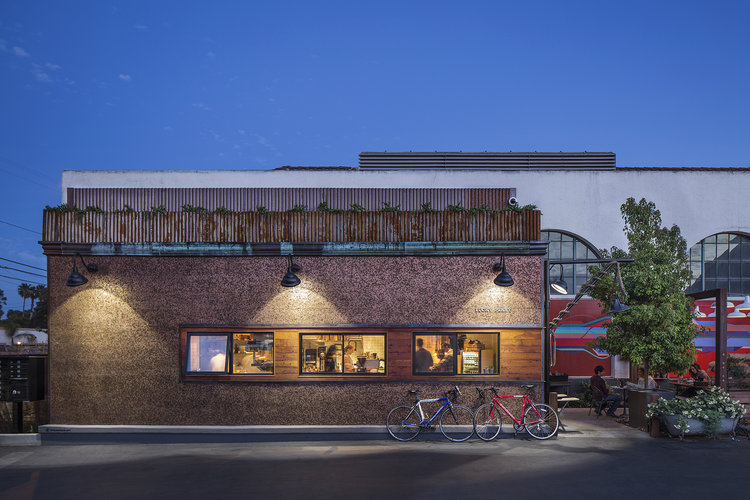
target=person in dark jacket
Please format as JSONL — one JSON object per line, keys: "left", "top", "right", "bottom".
{"left": 590, "top": 365, "right": 622, "bottom": 417}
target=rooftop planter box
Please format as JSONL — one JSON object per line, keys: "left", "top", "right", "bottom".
{"left": 42, "top": 210, "right": 541, "bottom": 244}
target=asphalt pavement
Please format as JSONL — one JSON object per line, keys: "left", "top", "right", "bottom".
{"left": 0, "top": 409, "right": 748, "bottom": 499}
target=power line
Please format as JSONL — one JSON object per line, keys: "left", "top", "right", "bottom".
{"left": 0, "top": 274, "right": 45, "bottom": 286}
{"left": 0, "top": 265, "right": 47, "bottom": 278}
{"left": 0, "top": 155, "right": 60, "bottom": 191}
{"left": 0, "top": 219, "right": 41, "bottom": 235}
{"left": 0, "top": 257, "right": 46, "bottom": 271}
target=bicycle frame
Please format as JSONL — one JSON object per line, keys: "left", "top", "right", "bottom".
{"left": 486, "top": 393, "right": 544, "bottom": 427}
{"left": 413, "top": 397, "right": 451, "bottom": 426}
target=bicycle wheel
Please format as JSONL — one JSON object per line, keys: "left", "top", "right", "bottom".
{"left": 523, "top": 403, "right": 559, "bottom": 440}
{"left": 439, "top": 404, "right": 475, "bottom": 442}
{"left": 473, "top": 402, "right": 502, "bottom": 441}
{"left": 386, "top": 405, "right": 422, "bottom": 441}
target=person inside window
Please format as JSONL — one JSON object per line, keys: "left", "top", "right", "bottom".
{"left": 590, "top": 365, "right": 622, "bottom": 417}
{"left": 414, "top": 338, "right": 433, "bottom": 373}
{"left": 625, "top": 367, "right": 658, "bottom": 390}
{"left": 344, "top": 344, "right": 357, "bottom": 373}
{"left": 432, "top": 348, "right": 453, "bottom": 372}
{"left": 324, "top": 345, "right": 338, "bottom": 372}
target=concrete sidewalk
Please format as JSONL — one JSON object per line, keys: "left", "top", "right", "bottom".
{"left": 0, "top": 406, "right": 650, "bottom": 445}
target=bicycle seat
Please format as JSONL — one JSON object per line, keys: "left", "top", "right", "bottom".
{"left": 408, "top": 389, "right": 421, "bottom": 395}
{"left": 520, "top": 384, "right": 535, "bottom": 391}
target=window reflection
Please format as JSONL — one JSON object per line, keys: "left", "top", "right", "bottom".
{"left": 187, "top": 335, "right": 228, "bottom": 373}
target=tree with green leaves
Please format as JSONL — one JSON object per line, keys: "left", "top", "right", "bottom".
{"left": 17, "top": 283, "right": 33, "bottom": 314}
{"left": 0, "top": 289, "right": 6, "bottom": 320}
{"left": 588, "top": 198, "right": 698, "bottom": 383}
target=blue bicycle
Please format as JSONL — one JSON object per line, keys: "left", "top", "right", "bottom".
{"left": 386, "top": 386, "right": 474, "bottom": 442}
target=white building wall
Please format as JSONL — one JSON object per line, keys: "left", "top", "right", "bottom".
{"left": 62, "top": 168, "right": 750, "bottom": 251}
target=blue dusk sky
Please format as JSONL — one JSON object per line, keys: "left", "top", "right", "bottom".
{"left": 1, "top": 0, "right": 749, "bottom": 314}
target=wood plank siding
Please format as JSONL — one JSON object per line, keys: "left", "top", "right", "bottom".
{"left": 43, "top": 210, "right": 541, "bottom": 244}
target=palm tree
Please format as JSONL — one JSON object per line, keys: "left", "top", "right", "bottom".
{"left": 29, "top": 284, "right": 46, "bottom": 311}
{"left": 18, "top": 283, "right": 33, "bottom": 313}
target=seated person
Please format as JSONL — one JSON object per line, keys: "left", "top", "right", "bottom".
{"left": 590, "top": 365, "right": 622, "bottom": 417}
{"left": 625, "top": 367, "right": 658, "bottom": 390}
{"left": 432, "top": 350, "right": 453, "bottom": 372}
{"left": 689, "top": 362, "right": 711, "bottom": 385}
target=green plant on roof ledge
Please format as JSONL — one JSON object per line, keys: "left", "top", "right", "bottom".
{"left": 380, "top": 202, "right": 400, "bottom": 213}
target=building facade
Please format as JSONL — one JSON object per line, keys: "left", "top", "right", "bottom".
{"left": 43, "top": 152, "right": 750, "bottom": 425}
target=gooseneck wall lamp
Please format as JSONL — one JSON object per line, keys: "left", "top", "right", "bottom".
{"left": 550, "top": 264, "right": 569, "bottom": 294}
{"left": 65, "top": 254, "right": 98, "bottom": 287}
{"left": 280, "top": 255, "right": 302, "bottom": 287}
{"left": 492, "top": 255, "right": 514, "bottom": 287}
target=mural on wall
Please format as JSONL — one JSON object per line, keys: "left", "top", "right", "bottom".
{"left": 550, "top": 298, "right": 750, "bottom": 377}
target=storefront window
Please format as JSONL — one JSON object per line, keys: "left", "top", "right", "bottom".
{"left": 457, "top": 334, "right": 498, "bottom": 374}
{"left": 186, "top": 334, "right": 229, "bottom": 373}
{"left": 185, "top": 332, "right": 274, "bottom": 375}
{"left": 414, "top": 333, "right": 499, "bottom": 375}
{"left": 232, "top": 333, "right": 274, "bottom": 374}
{"left": 301, "top": 334, "right": 386, "bottom": 374}
{"left": 413, "top": 334, "right": 455, "bottom": 374}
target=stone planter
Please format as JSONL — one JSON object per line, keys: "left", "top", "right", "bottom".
{"left": 662, "top": 414, "right": 738, "bottom": 437}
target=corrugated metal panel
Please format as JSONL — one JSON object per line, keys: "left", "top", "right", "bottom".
{"left": 42, "top": 211, "right": 541, "bottom": 244}
{"left": 358, "top": 152, "right": 616, "bottom": 170}
{"left": 66, "top": 188, "right": 516, "bottom": 212}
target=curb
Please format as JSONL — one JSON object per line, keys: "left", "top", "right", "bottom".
{"left": 39, "top": 424, "right": 391, "bottom": 444}
{"left": 0, "top": 434, "right": 41, "bottom": 446}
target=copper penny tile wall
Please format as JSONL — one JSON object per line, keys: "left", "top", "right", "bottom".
{"left": 48, "top": 255, "right": 543, "bottom": 425}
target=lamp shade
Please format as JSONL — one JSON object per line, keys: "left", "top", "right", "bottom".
{"left": 493, "top": 255, "right": 514, "bottom": 287}
{"left": 693, "top": 305, "right": 706, "bottom": 318}
{"left": 494, "top": 268, "right": 514, "bottom": 287}
{"left": 608, "top": 297, "right": 630, "bottom": 314}
{"left": 710, "top": 301, "right": 734, "bottom": 309}
{"left": 551, "top": 278, "right": 568, "bottom": 294}
{"left": 728, "top": 309, "right": 746, "bottom": 318}
{"left": 281, "top": 269, "right": 301, "bottom": 287}
{"left": 735, "top": 296, "right": 750, "bottom": 312}
{"left": 65, "top": 267, "right": 89, "bottom": 287}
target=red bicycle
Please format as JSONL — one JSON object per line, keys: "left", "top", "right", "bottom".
{"left": 473, "top": 385, "right": 559, "bottom": 440}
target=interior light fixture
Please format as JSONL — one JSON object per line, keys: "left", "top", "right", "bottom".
{"left": 492, "top": 255, "right": 514, "bottom": 287}
{"left": 607, "top": 262, "right": 630, "bottom": 314}
{"left": 693, "top": 305, "right": 706, "bottom": 318}
{"left": 281, "top": 255, "right": 301, "bottom": 287}
{"left": 710, "top": 300, "right": 734, "bottom": 309}
{"left": 65, "top": 254, "right": 98, "bottom": 287}
{"left": 735, "top": 296, "right": 750, "bottom": 312}
{"left": 550, "top": 264, "right": 568, "bottom": 294}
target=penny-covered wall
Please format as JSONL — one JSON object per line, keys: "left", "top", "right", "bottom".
{"left": 47, "top": 254, "right": 542, "bottom": 424}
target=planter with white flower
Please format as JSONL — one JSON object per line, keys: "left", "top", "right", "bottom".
{"left": 645, "top": 386, "right": 746, "bottom": 438}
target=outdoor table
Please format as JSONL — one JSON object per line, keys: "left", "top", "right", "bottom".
{"left": 671, "top": 380, "right": 696, "bottom": 397}
{"left": 610, "top": 386, "right": 629, "bottom": 417}
{"left": 555, "top": 396, "right": 580, "bottom": 431}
